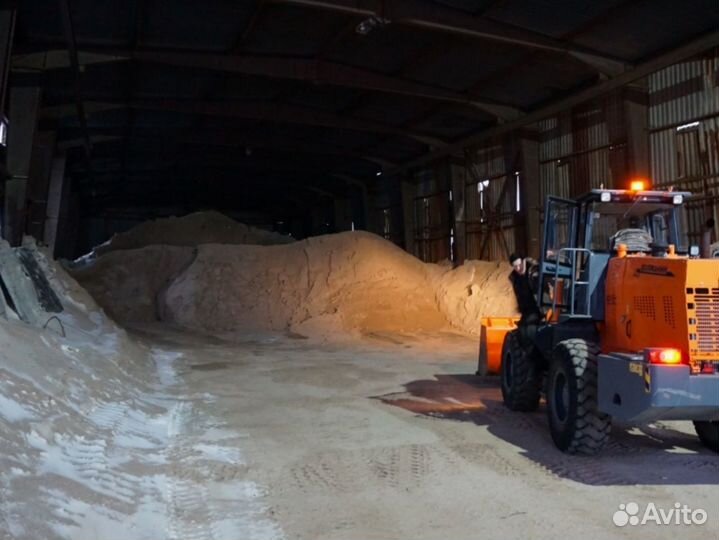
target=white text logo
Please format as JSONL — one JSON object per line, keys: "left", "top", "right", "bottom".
{"left": 613, "top": 502, "right": 708, "bottom": 527}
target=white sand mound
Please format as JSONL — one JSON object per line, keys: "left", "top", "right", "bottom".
{"left": 74, "top": 231, "right": 517, "bottom": 338}
{"left": 95, "top": 210, "right": 293, "bottom": 255}
{"left": 0, "top": 244, "right": 279, "bottom": 539}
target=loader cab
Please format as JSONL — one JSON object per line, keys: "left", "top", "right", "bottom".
{"left": 537, "top": 188, "right": 691, "bottom": 324}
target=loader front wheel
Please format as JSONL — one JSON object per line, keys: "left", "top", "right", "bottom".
{"left": 694, "top": 421, "right": 719, "bottom": 453}
{"left": 547, "top": 339, "right": 611, "bottom": 455}
{"left": 501, "top": 330, "right": 540, "bottom": 411}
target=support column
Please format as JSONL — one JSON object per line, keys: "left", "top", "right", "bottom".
{"left": 356, "top": 183, "right": 369, "bottom": 231}
{"left": 333, "top": 174, "right": 368, "bottom": 230}
{"left": 27, "top": 131, "right": 56, "bottom": 242}
{"left": 519, "top": 135, "right": 541, "bottom": 260}
{"left": 4, "top": 86, "right": 42, "bottom": 245}
{"left": 333, "top": 197, "right": 352, "bottom": 232}
{"left": 0, "top": 8, "right": 16, "bottom": 119}
{"left": 623, "top": 85, "right": 650, "bottom": 181}
{"left": 450, "top": 163, "right": 466, "bottom": 265}
{"left": 44, "top": 151, "right": 67, "bottom": 256}
{"left": 401, "top": 176, "right": 416, "bottom": 256}
{"left": 605, "top": 85, "right": 649, "bottom": 186}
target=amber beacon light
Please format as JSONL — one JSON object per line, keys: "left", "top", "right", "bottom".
{"left": 629, "top": 179, "right": 647, "bottom": 191}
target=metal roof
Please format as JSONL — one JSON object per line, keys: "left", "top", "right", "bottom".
{"left": 10, "top": 0, "right": 719, "bottom": 216}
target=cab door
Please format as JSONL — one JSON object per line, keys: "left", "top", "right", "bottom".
{"left": 538, "top": 196, "right": 580, "bottom": 317}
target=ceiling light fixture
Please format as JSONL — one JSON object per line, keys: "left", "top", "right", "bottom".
{"left": 356, "top": 16, "right": 390, "bottom": 35}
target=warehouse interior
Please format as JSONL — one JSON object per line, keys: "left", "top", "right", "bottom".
{"left": 0, "top": 1, "right": 718, "bottom": 539}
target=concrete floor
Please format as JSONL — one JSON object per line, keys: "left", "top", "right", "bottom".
{"left": 131, "top": 326, "right": 719, "bottom": 540}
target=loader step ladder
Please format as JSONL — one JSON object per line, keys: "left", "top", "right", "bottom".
{"left": 553, "top": 247, "right": 592, "bottom": 319}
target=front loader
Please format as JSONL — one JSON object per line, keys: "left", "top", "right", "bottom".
{"left": 494, "top": 183, "right": 719, "bottom": 455}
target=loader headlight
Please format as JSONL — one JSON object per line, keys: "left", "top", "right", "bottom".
{"left": 689, "top": 245, "right": 700, "bottom": 257}
{"left": 673, "top": 194, "right": 683, "bottom": 205}
{"left": 600, "top": 191, "right": 611, "bottom": 202}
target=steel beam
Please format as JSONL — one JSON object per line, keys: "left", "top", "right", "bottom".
{"left": 42, "top": 48, "right": 519, "bottom": 120}
{"left": 175, "top": 133, "right": 396, "bottom": 169}
{"left": 58, "top": 0, "right": 92, "bottom": 163}
{"left": 138, "top": 51, "right": 521, "bottom": 120}
{"left": 110, "top": 98, "right": 446, "bottom": 147}
{"left": 72, "top": 130, "right": 395, "bottom": 169}
{"left": 394, "top": 29, "right": 719, "bottom": 174}
{"left": 47, "top": 98, "right": 443, "bottom": 146}
{"left": 230, "top": 0, "right": 266, "bottom": 51}
{"left": 12, "top": 50, "right": 127, "bottom": 71}
{"left": 269, "top": 0, "right": 628, "bottom": 74}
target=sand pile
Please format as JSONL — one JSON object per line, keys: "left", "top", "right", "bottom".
{"left": 160, "top": 232, "right": 449, "bottom": 336}
{"left": 94, "top": 210, "right": 293, "bottom": 255}
{"left": 72, "top": 245, "right": 196, "bottom": 322}
{"left": 432, "top": 260, "right": 517, "bottom": 335}
{"left": 0, "top": 244, "right": 279, "bottom": 539}
{"left": 74, "top": 231, "right": 517, "bottom": 338}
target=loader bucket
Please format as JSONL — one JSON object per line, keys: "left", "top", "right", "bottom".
{"left": 476, "top": 317, "right": 519, "bottom": 375}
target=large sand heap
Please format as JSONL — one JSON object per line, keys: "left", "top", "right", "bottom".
{"left": 95, "top": 210, "right": 293, "bottom": 255}
{"left": 73, "top": 231, "right": 517, "bottom": 338}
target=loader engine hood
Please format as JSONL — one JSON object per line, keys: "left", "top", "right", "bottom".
{"left": 603, "top": 257, "right": 719, "bottom": 366}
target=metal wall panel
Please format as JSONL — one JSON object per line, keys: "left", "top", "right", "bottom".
{"left": 539, "top": 117, "right": 572, "bottom": 161}
{"left": 375, "top": 205, "right": 403, "bottom": 247}
{"left": 538, "top": 102, "right": 614, "bottom": 205}
{"left": 465, "top": 173, "right": 517, "bottom": 262}
{"left": 540, "top": 161, "right": 570, "bottom": 200}
{"left": 462, "top": 140, "right": 522, "bottom": 261}
{"left": 585, "top": 149, "right": 612, "bottom": 191}
{"left": 649, "top": 51, "right": 719, "bottom": 130}
{"left": 467, "top": 145, "right": 506, "bottom": 179}
{"left": 414, "top": 192, "right": 451, "bottom": 262}
{"left": 650, "top": 128, "right": 676, "bottom": 186}
{"left": 649, "top": 48, "right": 719, "bottom": 250}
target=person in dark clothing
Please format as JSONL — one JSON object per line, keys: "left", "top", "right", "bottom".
{"left": 701, "top": 218, "right": 716, "bottom": 258}
{"left": 508, "top": 253, "right": 542, "bottom": 349}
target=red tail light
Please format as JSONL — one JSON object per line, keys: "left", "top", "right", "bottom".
{"left": 646, "top": 348, "right": 683, "bottom": 365}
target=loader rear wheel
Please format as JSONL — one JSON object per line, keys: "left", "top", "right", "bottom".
{"left": 547, "top": 339, "right": 611, "bottom": 455}
{"left": 693, "top": 421, "right": 719, "bottom": 453}
{"left": 501, "top": 330, "right": 540, "bottom": 411}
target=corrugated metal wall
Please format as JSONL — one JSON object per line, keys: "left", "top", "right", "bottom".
{"left": 538, "top": 103, "right": 618, "bottom": 203}
{"left": 649, "top": 48, "right": 719, "bottom": 246}
{"left": 464, "top": 144, "right": 518, "bottom": 261}
{"left": 370, "top": 175, "right": 403, "bottom": 247}
{"left": 374, "top": 205, "right": 403, "bottom": 246}
{"left": 398, "top": 48, "right": 719, "bottom": 263}
{"left": 413, "top": 167, "right": 451, "bottom": 262}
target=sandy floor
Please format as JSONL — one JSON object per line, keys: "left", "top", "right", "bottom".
{"left": 121, "top": 326, "right": 718, "bottom": 540}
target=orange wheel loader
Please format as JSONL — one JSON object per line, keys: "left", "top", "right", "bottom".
{"left": 486, "top": 184, "right": 719, "bottom": 455}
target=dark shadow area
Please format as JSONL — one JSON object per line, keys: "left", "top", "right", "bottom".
{"left": 375, "top": 374, "right": 719, "bottom": 486}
